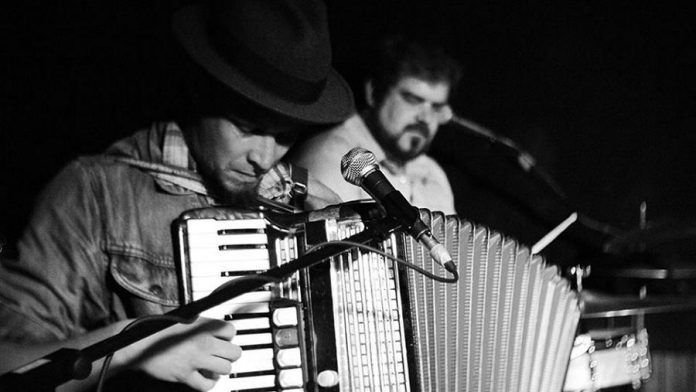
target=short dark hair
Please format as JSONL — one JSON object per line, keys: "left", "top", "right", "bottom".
{"left": 367, "top": 36, "right": 462, "bottom": 104}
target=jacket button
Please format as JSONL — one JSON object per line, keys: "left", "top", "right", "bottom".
{"left": 150, "top": 284, "right": 163, "bottom": 296}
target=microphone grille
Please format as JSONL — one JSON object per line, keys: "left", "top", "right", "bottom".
{"left": 341, "top": 147, "right": 378, "bottom": 186}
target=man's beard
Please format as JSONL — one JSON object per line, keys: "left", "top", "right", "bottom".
{"left": 376, "top": 122, "right": 432, "bottom": 162}
{"left": 200, "top": 169, "right": 261, "bottom": 207}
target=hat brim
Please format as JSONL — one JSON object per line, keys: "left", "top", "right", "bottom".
{"left": 172, "top": 5, "right": 354, "bottom": 125}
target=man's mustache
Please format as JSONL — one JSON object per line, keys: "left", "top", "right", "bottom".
{"left": 404, "top": 122, "right": 430, "bottom": 139}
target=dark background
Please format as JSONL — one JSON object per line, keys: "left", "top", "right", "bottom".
{"left": 1, "top": 2, "right": 696, "bottom": 389}
{"left": 1, "top": 1, "right": 695, "bottom": 271}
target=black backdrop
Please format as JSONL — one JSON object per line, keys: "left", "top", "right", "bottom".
{"left": 2, "top": 1, "right": 695, "bottom": 269}
{"left": 2, "top": 2, "right": 696, "bottom": 388}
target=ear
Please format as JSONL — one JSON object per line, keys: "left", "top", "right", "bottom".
{"left": 439, "top": 104, "right": 454, "bottom": 124}
{"left": 364, "top": 80, "right": 375, "bottom": 107}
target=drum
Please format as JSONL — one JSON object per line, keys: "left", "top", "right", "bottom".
{"left": 563, "top": 327, "right": 651, "bottom": 391}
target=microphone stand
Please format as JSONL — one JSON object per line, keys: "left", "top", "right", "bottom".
{"left": 0, "top": 223, "right": 396, "bottom": 392}
{"left": 450, "top": 115, "right": 568, "bottom": 200}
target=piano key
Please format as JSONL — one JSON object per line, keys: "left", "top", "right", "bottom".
{"left": 189, "top": 253, "right": 270, "bottom": 275}
{"left": 188, "top": 233, "right": 269, "bottom": 247}
{"left": 190, "top": 276, "right": 274, "bottom": 293}
{"left": 230, "top": 317, "right": 271, "bottom": 331}
{"left": 233, "top": 332, "right": 273, "bottom": 346}
{"left": 187, "top": 219, "right": 267, "bottom": 233}
{"left": 215, "top": 374, "right": 276, "bottom": 391}
{"left": 230, "top": 356, "right": 275, "bottom": 373}
{"left": 188, "top": 248, "right": 271, "bottom": 264}
{"left": 192, "top": 290, "right": 273, "bottom": 303}
{"left": 200, "top": 302, "right": 270, "bottom": 319}
{"left": 237, "top": 347, "right": 274, "bottom": 361}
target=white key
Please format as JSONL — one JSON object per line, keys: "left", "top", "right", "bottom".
{"left": 191, "top": 276, "right": 273, "bottom": 293}
{"left": 192, "top": 290, "right": 272, "bottom": 303}
{"left": 199, "top": 301, "right": 270, "bottom": 319}
{"left": 188, "top": 219, "right": 267, "bottom": 233}
{"left": 189, "top": 248, "right": 270, "bottom": 264}
{"left": 213, "top": 374, "right": 276, "bottom": 391}
{"left": 230, "top": 356, "right": 274, "bottom": 373}
{"left": 233, "top": 332, "right": 273, "bottom": 346}
{"left": 230, "top": 317, "right": 270, "bottom": 331}
{"left": 188, "top": 233, "right": 269, "bottom": 247}
{"left": 188, "top": 254, "right": 270, "bottom": 275}
{"left": 237, "top": 347, "right": 274, "bottom": 361}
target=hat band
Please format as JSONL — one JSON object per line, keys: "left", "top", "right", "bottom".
{"left": 208, "top": 23, "right": 327, "bottom": 104}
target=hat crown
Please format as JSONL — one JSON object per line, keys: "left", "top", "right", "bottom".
{"left": 172, "top": 0, "right": 354, "bottom": 124}
{"left": 211, "top": 0, "right": 331, "bottom": 84}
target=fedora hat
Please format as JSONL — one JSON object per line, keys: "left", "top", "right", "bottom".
{"left": 172, "top": 0, "right": 354, "bottom": 125}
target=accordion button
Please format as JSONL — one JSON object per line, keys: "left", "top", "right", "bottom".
{"left": 273, "top": 307, "right": 298, "bottom": 326}
{"left": 278, "top": 368, "right": 303, "bottom": 388}
{"left": 276, "top": 347, "right": 302, "bottom": 367}
{"left": 275, "top": 328, "right": 299, "bottom": 347}
{"left": 317, "top": 370, "right": 339, "bottom": 387}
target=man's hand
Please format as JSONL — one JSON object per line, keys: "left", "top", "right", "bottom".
{"left": 126, "top": 318, "right": 241, "bottom": 391}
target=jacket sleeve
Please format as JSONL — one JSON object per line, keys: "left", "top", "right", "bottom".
{"left": 0, "top": 158, "right": 110, "bottom": 342}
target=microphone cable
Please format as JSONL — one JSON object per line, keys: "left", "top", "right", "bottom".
{"left": 305, "top": 240, "right": 458, "bottom": 284}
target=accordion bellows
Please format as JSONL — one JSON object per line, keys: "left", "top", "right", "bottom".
{"left": 402, "top": 209, "right": 580, "bottom": 392}
{"left": 175, "top": 204, "right": 580, "bottom": 392}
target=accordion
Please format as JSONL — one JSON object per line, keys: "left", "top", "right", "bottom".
{"left": 174, "top": 202, "right": 580, "bottom": 392}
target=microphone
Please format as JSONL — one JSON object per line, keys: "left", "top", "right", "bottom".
{"left": 340, "top": 147, "right": 455, "bottom": 272}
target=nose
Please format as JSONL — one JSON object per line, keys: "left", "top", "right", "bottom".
{"left": 247, "top": 135, "right": 278, "bottom": 174}
{"left": 416, "top": 103, "right": 452, "bottom": 129}
{"left": 415, "top": 104, "right": 439, "bottom": 130}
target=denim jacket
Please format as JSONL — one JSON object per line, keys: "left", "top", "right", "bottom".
{"left": 0, "top": 122, "right": 297, "bottom": 342}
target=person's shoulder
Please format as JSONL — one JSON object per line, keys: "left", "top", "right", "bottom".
{"left": 309, "top": 113, "right": 364, "bottom": 146}
{"left": 53, "top": 154, "right": 155, "bottom": 194}
{"left": 288, "top": 114, "right": 359, "bottom": 163}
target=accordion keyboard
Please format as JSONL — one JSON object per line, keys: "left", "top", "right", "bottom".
{"left": 179, "top": 214, "right": 306, "bottom": 392}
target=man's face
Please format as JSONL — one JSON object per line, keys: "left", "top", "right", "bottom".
{"left": 372, "top": 76, "right": 451, "bottom": 161}
{"left": 186, "top": 114, "right": 298, "bottom": 204}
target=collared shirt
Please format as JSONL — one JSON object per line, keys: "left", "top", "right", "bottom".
{"left": 288, "top": 113, "right": 456, "bottom": 215}
{"left": 0, "top": 122, "right": 298, "bottom": 343}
